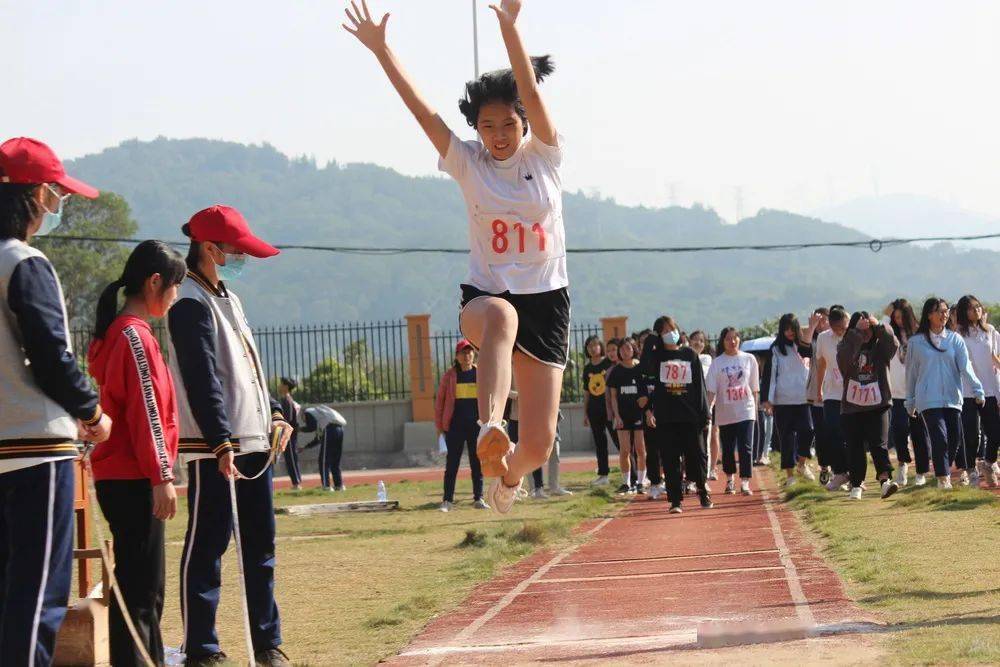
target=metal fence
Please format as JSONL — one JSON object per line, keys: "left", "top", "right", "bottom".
{"left": 70, "top": 319, "right": 603, "bottom": 404}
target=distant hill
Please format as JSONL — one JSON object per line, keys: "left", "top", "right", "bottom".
{"left": 67, "top": 138, "right": 1000, "bottom": 334}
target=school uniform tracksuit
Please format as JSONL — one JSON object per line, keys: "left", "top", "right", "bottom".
{"left": 298, "top": 406, "right": 347, "bottom": 489}
{"left": 0, "top": 239, "right": 101, "bottom": 666}
{"left": 167, "top": 270, "right": 284, "bottom": 659}
{"left": 88, "top": 315, "right": 181, "bottom": 666}
{"left": 279, "top": 395, "right": 302, "bottom": 486}
{"left": 905, "top": 331, "right": 984, "bottom": 477}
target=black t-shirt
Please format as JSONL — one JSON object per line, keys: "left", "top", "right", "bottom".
{"left": 582, "top": 358, "right": 613, "bottom": 418}
{"left": 607, "top": 362, "right": 646, "bottom": 426}
{"left": 640, "top": 337, "right": 709, "bottom": 425}
{"left": 452, "top": 367, "right": 479, "bottom": 425}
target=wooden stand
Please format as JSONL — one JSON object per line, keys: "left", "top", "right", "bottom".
{"left": 53, "top": 457, "right": 111, "bottom": 667}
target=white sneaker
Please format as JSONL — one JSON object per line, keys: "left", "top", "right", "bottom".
{"left": 798, "top": 462, "right": 816, "bottom": 481}
{"left": 473, "top": 498, "right": 490, "bottom": 510}
{"left": 914, "top": 473, "right": 927, "bottom": 487}
{"left": 708, "top": 469, "right": 719, "bottom": 481}
{"left": 592, "top": 475, "right": 610, "bottom": 486}
{"left": 968, "top": 469, "right": 981, "bottom": 487}
{"left": 725, "top": 479, "right": 736, "bottom": 495}
{"left": 291, "top": 484, "right": 302, "bottom": 491}
{"left": 439, "top": 501, "right": 452, "bottom": 512}
{"left": 959, "top": 470, "right": 970, "bottom": 487}
{"left": 989, "top": 462, "right": 1000, "bottom": 489}
{"left": 895, "top": 463, "right": 909, "bottom": 487}
{"left": 880, "top": 479, "right": 900, "bottom": 499}
{"left": 849, "top": 487, "right": 863, "bottom": 500}
{"left": 649, "top": 485, "right": 662, "bottom": 500}
{"left": 549, "top": 488, "right": 574, "bottom": 496}
{"left": 825, "top": 473, "right": 850, "bottom": 492}
{"left": 686, "top": 481, "right": 697, "bottom": 494}
{"left": 488, "top": 478, "right": 522, "bottom": 514}
{"left": 785, "top": 476, "right": 797, "bottom": 487}
{"left": 531, "top": 488, "right": 549, "bottom": 499}
{"left": 669, "top": 504, "right": 683, "bottom": 514}
{"left": 937, "top": 476, "right": 953, "bottom": 490}
{"left": 740, "top": 479, "right": 752, "bottom": 495}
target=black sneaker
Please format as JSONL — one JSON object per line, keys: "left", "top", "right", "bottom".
{"left": 699, "top": 491, "right": 714, "bottom": 509}
{"left": 186, "top": 653, "right": 228, "bottom": 666}
{"left": 255, "top": 647, "right": 291, "bottom": 667}
{"left": 616, "top": 483, "right": 631, "bottom": 494}
{"left": 634, "top": 484, "right": 646, "bottom": 495}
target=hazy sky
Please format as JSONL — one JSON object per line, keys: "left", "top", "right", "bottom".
{"left": 6, "top": 0, "right": 999, "bottom": 222}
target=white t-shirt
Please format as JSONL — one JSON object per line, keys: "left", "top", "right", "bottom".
{"left": 706, "top": 352, "right": 760, "bottom": 426}
{"left": 699, "top": 354, "right": 713, "bottom": 381}
{"left": 815, "top": 329, "right": 845, "bottom": 401}
{"left": 962, "top": 326, "right": 1000, "bottom": 398}
{"left": 439, "top": 132, "right": 568, "bottom": 295}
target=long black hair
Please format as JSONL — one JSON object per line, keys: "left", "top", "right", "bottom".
{"left": 716, "top": 326, "right": 739, "bottom": 357}
{"left": 93, "top": 240, "right": 186, "bottom": 339}
{"left": 888, "top": 298, "right": 918, "bottom": 341}
{"left": 916, "top": 297, "right": 948, "bottom": 352}
{"left": 584, "top": 334, "right": 605, "bottom": 359}
{"left": 458, "top": 55, "right": 554, "bottom": 134}
{"left": 956, "top": 294, "right": 986, "bottom": 337}
{"left": 0, "top": 183, "right": 42, "bottom": 241}
{"left": 773, "top": 313, "right": 803, "bottom": 356}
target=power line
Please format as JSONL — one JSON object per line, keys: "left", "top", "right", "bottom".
{"left": 39, "top": 231, "right": 1000, "bottom": 255}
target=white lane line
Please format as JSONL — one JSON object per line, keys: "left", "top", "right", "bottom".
{"left": 451, "top": 517, "right": 614, "bottom": 644}
{"left": 761, "top": 482, "right": 817, "bottom": 627}
{"left": 555, "top": 548, "right": 781, "bottom": 566}
{"left": 401, "top": 627, "right": 698, "bottom": 657}
{"left": 538, "top": 565, "right": 785, "bottom": 584}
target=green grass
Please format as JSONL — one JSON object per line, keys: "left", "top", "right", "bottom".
{"left": 80, "top": 470, "right": 622, "bottom": 666}
{"left": 777, "top": 458, "right": 1000, "bottom": 665}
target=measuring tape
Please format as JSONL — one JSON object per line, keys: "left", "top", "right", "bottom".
{"left": 227, "top": 424, "right": 287, "bottom": 666}
{"left": 80, "top": 443, "right": 156, "bottom": 667}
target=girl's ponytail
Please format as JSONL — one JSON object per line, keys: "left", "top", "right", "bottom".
{"left": 93, "top": 278, "right": 125, "bottom": 339}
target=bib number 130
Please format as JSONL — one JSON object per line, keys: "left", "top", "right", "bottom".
{"left": 492, "top": 219, "right": 547, "bottom": 255}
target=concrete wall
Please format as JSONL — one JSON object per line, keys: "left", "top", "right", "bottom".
{"left": 274, "top": 400, "right": 597, "bottom": 477}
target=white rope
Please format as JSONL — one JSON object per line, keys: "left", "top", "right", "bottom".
{"left": 82, "top": 445, "right": 156, "bottom": 667}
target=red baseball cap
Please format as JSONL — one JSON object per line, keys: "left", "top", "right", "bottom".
{"left": 0, "top": 137, "right": 98, "bottom": 198}
{"left": 186, "top": 205, "right": 279, "bottom": 258}
{"left": 455, "top": 339, "right": 474, "bottom": 353}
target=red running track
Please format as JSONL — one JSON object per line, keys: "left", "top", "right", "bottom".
{"left": 388, "top": 467, "right": 877, "bottom": 665}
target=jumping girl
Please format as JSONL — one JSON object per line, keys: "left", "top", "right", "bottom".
{"left": 706, "top": 328, "right": 760, "bottom": 495}
{"left": 607, "top": 338, "right": 648, "bottom": 493}
{"left": 345, "top": 0, "right": 567, "bottom": 513}
{"left": 955, "top": 294, "right": 1000, "bottom": 487}
{"left": 905, "top": 298, "right": 984, "bottom": 489}
{"left": 87, "top": 240, "right": 186, "bottom": 666}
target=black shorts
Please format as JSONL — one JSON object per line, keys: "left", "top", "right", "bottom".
{"left": 460, "top": 284, "right": 570, "bottom": 369}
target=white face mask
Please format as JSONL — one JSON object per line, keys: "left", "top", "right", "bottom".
{"left": 36, "top": 185, "right": 69, "bottom": 236}
{"left": 662, "top": 330, "right": 680, "bottom": 345}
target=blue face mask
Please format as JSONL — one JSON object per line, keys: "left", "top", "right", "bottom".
{"left": 36, "top": 186, "right": 68, "bottom": 237}
{"left": 216, "top": 253, "right": 247, "bottom": 281}
{"left": 662, "top": 330, "right": 681, "bottom": 345}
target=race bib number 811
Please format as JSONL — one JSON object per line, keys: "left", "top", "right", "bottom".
{"left": 660, "top": 360, "right": 692, "bottom": 385}
{"left": 479, "top": 211, "right": 561, "bottom": 265}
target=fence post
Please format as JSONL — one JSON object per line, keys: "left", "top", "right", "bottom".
{"left": 600, "top": 315, "right": 629, "bottom": 342}
{"left": 405, "top": 314, "right": 434, "bottom": 422}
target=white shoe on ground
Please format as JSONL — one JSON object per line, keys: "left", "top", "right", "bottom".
{"left": 959, "top": 470, "right": 970, "bottom": 487}
{"left": 937, "top": 476, "right": 953, "bottom": 490}
{"left": 895, "top": 463, "right": 909, "bottom": 487}
{"left": 880, "top": 479, "right": 900, "bottom": 499}
{"left": 849, "top": 487, "right": 863, "bottom": 500}
{"left": 798, "top": 462, "right": 816, "bottom": 481}
{"left": 473, "top": 498, "right": 490, "bottom": 510}
{"left": 549, "top": 488, "right": 574, "bottom": 496}
{"left": 725, "top": 479, "right": 735, "bottom": 495}
{"left": 488, "top": 478, "right": 523, "bottom": 514}
{"left": 989, "top": 462, "right": 1000, "bottom": 489}
{"left": 439, "top": 501, "right": 452, "bottom": 512}
{"left": 649, "top": 485, "right": 662, "bottom": 500}
{"left": 740, "top": 479, "right": 752, "bottom": 495}
{"left": 914, "top": 473, "right": 927, "bottom": 487}
{"left": 592, "top": 475, "right": 610, "bottom": 486}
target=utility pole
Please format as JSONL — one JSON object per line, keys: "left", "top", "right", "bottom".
{"left": 472, "top": 0, "right": 480, "bottom": 78}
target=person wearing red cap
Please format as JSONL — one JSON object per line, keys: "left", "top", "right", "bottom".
{"left": 166, "top": 205, "right": 293, "bottom": 666}
{"left": 434, "top": 340, "right": 488, "bottom": 511}
{"left": 346, "top": 0, "right": 569, "bottom": 514}
{"left": 0, "top": 137, "right": 112, "bottom": 666}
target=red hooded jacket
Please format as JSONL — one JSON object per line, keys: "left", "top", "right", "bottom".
{"left": 87, "top": 315, "right": 178, "bottom": 484}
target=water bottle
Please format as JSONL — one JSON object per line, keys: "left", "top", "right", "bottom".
{"left": 164, "top": 647, "right": 185, "bottom": 666}
{"left": 377, "top": 480, "right": 388, "bottom": 502}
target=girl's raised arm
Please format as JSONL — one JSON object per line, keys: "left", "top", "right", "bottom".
{"left": 343, "top": 1, "right": 452, "bottom": 158}
{"left": 489, "top": 0, "right": 557, "bottom": 146}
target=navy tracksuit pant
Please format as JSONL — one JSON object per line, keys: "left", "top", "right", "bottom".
{"left": 319, "top": 424, "right": 345, "bottom": 489}
{"left": 0, "top": 459, "right": 75, "bottom": 667}
{"left": 282, "top": 431, "right": 301, "bottom": 487}
{"left": 181, "top": 453, "right": 281, "bottom": 658}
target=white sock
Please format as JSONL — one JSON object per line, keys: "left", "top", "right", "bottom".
{"left": 622, "top": 471, "right": 630, "bottom": 485}
{"left": 637, "top": 470, "right": 647, "bottom": 485}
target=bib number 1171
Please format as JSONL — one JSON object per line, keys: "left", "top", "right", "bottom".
{"left": 492, "top": 219, "right": 546, "bottom": 255}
